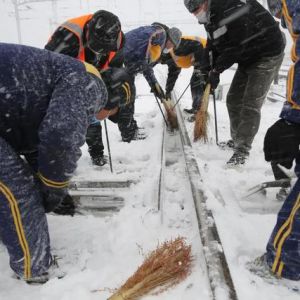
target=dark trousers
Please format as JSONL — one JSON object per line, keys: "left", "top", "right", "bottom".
{"left": 226, "top": 52, "right": 284, "bottom": 154}
{"left": 266, "top": 173, "right": 300, "bottom": 280}
{"left": 117, "top": 77, "right": 138, "bottom": 142}
{"left": 86, "top": 123, "right": 104, "bottom": 159}
{"left": 0, "top": 137, "right": 51, "bottom": 280}
{"left": 190, "top": 69, "right": 206, "bottom": 110}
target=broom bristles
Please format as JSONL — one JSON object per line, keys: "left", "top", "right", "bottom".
{"left": 162, "top": 99, "right": 179, "bottom": 130}
{"left": 194, "top": 84, "right": 211, "bottom": 142}
{"left": 108, "top": 237, "right": 193, "bottom": 300}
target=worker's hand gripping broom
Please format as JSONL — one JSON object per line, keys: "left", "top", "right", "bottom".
{"left": 107, "top": 237, "right": 193, "bottom": 300}
{"left": 153, "top": 83, "right": 178, "bottom": 130}
{"left": 193, "top": 84, "right": 211, "bottom": 142}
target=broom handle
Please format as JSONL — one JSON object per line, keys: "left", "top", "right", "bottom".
{"left": 104, "top": 119, "right": 113, "bottom": 173}
{"left": 154, "top": 95, "right": 168, "bottom": 127}
{"left": 212, "top": 89, "right": 219, "bottom": 145}
{"left": 209, "top": 49, "right": 220, "bottom": 145}
{"left": 172, "top": 82, "right": 191, "bottom": 109}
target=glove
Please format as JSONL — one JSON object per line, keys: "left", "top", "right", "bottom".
{"left": 151, "top": 82, "right": 166, "bottom": 102}
{"left": 165, "top": 91, "right": 172, "bottom": 100}
{"left": 207, "top": 69, "right": 220, "bottom": 90}
{"left": 41, "top": 186, "right": 67, "bottom": 213}
{"left": 53, "top": 194, "right": 75, "bottom": 216}
{"left": 264, "top": 119, "right": 300, "bottom": 169}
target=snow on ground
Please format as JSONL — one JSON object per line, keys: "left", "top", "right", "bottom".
{"left": 1, "top": 66, "right": 299, "bottom": 300}
{"left": 1, "top": 0, "right": 300, "bottom": 299}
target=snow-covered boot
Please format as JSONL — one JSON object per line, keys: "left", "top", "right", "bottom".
{"left": 247, "top": 253, "right": 275, "bottom": 280}
{"left": 184, "top": 108, "right": 197, "bottom": 114}
{"left": 91, "top": 154, "right": 108, "bottom": 166}
{"left": 276, "top": 187, "right": 290, "bottom": 201}
{"left": 187, "top": 114, "right": 196, "bottom": 122}
{"left": 25, "top": 256, "right": 65, "bottom": 284}
{"left": 218, "top": 139, "right": 234, "bottom": 150}
{"left": 132, "top": 128, "right": 147, "bottom": 141}
{"left": 226, "top": 150, "right": 249, "bottom": 166}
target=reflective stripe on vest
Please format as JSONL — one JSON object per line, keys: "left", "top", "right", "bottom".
{"left": 61, "top": 14, "right": 93, "bottom": 61}
{"left": 170, "top": 36, "right": 207, "bottom": 68}
{"left": 147, "top": 28, "right": 166, "bottom": 64}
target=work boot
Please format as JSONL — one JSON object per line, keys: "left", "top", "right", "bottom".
{"left": 91, "top": 154, "right": 108, "bottom": 166}
{"left": 226, "top": 150, "right": 249, "bottom": 166}
{"left": 218, "top": 139, "right": 234, "bottom": 150}
{"left": 53, "top": 194, "right": 75, "bottom": 216}
{"left": 247, "top": 253, "right": 274, "bottom": 280}
{"left": 25, "top": 256, "right": 65, "bottom": 284}
{"left": 187, "top": 114, "right": 196, "bottom": 122}
{"left": 132, "top": 128, "right": 147, "bottom": 141}
{"left": 184, "top": 108, "right": 197, "bottom": 114}
{"left": 276, "top": 187, "right": 290, "bottom": 201}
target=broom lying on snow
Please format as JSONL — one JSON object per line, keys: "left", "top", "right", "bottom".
{"left": 107, "top": 237, "right": 193, "bottom": 300}
{"left": 194, "top": 83, "right": 211, "bottom": 142}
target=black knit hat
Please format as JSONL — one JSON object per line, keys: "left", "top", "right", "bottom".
{"left": 184, "top": 0, "right": 206, "bottom": 13}
{"left": 86, "top": 10, "right": 122, "bottom": 53}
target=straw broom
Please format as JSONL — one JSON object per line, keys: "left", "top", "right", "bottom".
{"left": 194, "top": 84, "right": 211, "bottom": 142}
{"left": 162, "top": 98, "right": 179, "bottom": 130}
{"left": 107, "top": 237, "right": 193, "bottom": 300}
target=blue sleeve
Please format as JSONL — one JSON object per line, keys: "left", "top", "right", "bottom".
{"left": 142, "top": 64, "right": 157, "bottom": 87}
{"left": 292, "top": 8, "right": 300, "bottom": 34}
{"left": 142, "top": 28, "right": 166, "bottom": 86}
{"left": 37, "top": 71, "right": 103, "bottom": 188}
{"left": 150, "top": 28, "right": 166, "bottom": 46}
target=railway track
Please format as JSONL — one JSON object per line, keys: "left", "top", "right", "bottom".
{"left": 158, "top": 93, "right": 238, "bottom": 300}
{"left": 68, "top": 91, "right": 238, "bottom": 299}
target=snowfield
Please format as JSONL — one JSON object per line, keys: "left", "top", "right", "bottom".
{"left": 0, "top": 0, "right": 299, "bottom": 299}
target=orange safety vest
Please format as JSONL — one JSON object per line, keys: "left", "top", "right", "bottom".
{"left": 169, "top": 36, "right": 206, "bottom": 69}
{"left": 60, "top": 14, "right": 121, "bottom": 70}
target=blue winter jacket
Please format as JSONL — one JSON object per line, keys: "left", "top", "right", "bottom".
{"left": 124, "top": 25, "right": 167, "bottom": 86}
{"left": 0, "top": 43, "right": 107, "bottom": 186}
{"left": 277, "top": 0, "right": 300, "bottom": 123}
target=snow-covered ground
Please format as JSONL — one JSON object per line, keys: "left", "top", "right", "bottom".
{"left": 0, "top": 1, "right": 299, "bottom": 299}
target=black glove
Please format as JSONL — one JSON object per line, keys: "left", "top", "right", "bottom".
{"left": 165, "top": 91, "right": 172, "bottom": 100}
{"left": 264, "top": 119, "right": 300, "bottom": 169}
{"left": 41, "top": 186, "right": 67, "bottom": 213}
{"left": 207, "top": 69, "right": 220, "bottom": 90}
{"left": 151, "top": 82, "right": 166, "bottom": 101}
{"left": 53, "top": 194, "right": 75, "bottom": 216}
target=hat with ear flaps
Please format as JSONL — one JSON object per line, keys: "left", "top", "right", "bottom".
{"left": 167, "top": 27, "right": 182, "bottom": 49}
{"left": 151, "top": 22, "right": 182, "bottom": 49}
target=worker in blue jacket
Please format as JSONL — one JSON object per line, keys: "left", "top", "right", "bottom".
{"left": 118, "top": 23, "right": 182, "bottom": 142}
{"left": 0, "top": 43, "right": 132, "bottom": 283}
{"left": 252, "top": 0, "right": 300, "bottom": 281}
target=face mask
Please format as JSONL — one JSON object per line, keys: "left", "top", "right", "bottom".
{"left": 196, "top": 10, "right": 208, "bottom": 24}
